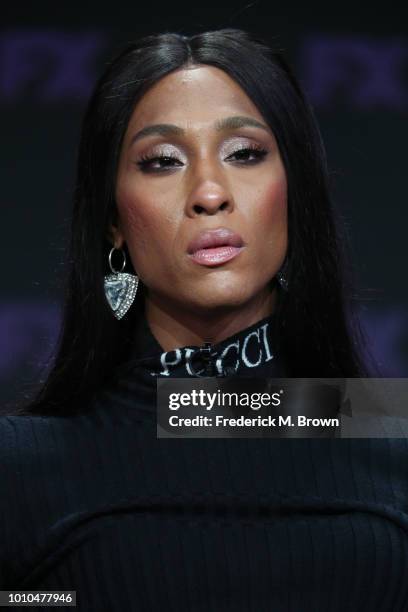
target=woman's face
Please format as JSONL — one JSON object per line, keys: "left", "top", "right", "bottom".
{"left": 113, "top": 65, "right": 288, "bottom": 315}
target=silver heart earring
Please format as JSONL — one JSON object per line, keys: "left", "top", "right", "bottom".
{"left": 104, "top": 247, "right": 139, "bottom": 319}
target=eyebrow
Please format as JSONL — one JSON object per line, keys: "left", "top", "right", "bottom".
{"left": 129, "top": 115, "right": 270, "bottom": 146}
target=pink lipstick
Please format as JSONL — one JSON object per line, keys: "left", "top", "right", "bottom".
{"left": 187, "top": 227, "right": 245, "bottom": 267}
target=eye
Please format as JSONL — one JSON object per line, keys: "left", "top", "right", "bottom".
{"left": 136, "top": 144, "right": 268, "bottom": 173}
{"left": 137, "top": 153, "right": 183, "bottom": 173}
{"left": 226, "top": 145, "right": 268, "bottom": 164}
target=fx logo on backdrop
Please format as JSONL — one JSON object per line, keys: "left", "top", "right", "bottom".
{"left": 0, "top": 30, "right": 106, "bottom": 102}
{"left": 0, "top": 30, "right": 407, "bottom": 109}
{"left": 302, "top": 35, "right": 408, "bottom": 110}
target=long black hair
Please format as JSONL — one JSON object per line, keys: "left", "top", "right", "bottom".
{"left": 12, "top": 28, "right": 374, "bottom": 416}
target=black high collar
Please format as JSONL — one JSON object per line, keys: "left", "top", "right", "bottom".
{"left": 117, "top": 311, "right": 283, "bottom": 377}
{"left": 106, "top": 311, "right": 285, "bottom": 413}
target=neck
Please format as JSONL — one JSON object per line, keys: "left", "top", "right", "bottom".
{"left": 144, "top": 287, "right": 277, "bottom": 352}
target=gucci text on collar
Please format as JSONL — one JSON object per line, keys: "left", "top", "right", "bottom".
{"left": 150, "top": 321, "right": 274, "bottom": 377}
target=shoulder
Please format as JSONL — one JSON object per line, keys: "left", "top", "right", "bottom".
{"left": 0, "top": 415, "right": 38, "bottom": 466}
{"left": 0, "top": 413, "right": 93, "bottom": 586}
{"left": 0, "top": 414, "right": 64, "bottom": 462}
{"left": 0, "top": 415, "right": 66, "bottom": 499}
{"left": 0, "top": 416, "right": 49, "bottom": 586}
{"left": 0, "top": 413, "right": 90, "bottom": 502}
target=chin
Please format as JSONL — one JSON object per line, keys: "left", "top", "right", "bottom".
{"left": 190, "top": 290, "right": 251, "bottom": 312}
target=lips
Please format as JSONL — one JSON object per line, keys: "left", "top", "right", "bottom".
{"left": 187, "top": 227, "right": 244, "bottom": 255}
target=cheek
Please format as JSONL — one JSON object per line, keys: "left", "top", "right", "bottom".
{"left": 243, "top": 173, "right": 287, "bottom": 253}
{"left": 259, "top": 176, "right": 287, "bottom": 227}
{"left": 250, "top": 175, "right": 288, "bottom": 268}
{"left": 116, "top": 183, "right": 177, "bottom": 268}
{"left": 116, "top": 180, "right": 152, "bottom": 243}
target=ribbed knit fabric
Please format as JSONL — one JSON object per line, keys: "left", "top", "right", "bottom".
{"left": 1, "top": 313, "right": 408, "bottom": 611}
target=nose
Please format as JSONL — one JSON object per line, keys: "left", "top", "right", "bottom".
{"left": 185, "top": 161, "right": 235, "bottom": 217}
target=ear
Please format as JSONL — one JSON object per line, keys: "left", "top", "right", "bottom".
{"left": 106, "top": 214, "right": 125, "bottom": 249}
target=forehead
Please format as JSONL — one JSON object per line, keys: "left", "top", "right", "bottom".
{"left": 126, "top": 65, "right": 263, "bottom": 130}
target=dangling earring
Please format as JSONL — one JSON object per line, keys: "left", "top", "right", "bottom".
{"left": 276, "top": 258, "right": 289, "bottom": 291}
{"left": 104, "top": 247, "right": 139, "bottom": 319}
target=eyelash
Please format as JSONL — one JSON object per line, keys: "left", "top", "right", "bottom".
{"left": 136, "top": 145, "right": 268, "bottom": 173}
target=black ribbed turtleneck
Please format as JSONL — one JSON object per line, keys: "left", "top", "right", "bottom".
{"left": 1, "top": 313, "right": 408, "bottom": 610}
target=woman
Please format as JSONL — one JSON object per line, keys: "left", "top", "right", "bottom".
{"left": 1, "top": 28, "right": 407, "bottom": 610}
